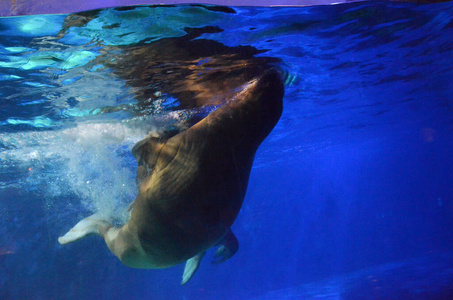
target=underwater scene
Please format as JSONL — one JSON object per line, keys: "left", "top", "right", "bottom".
{"left": 1, "top": 1, "right": 453, "bottom": 299}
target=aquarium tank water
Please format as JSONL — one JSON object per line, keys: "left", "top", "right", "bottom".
{"left": 0, "top": 0, "right": 452, "bottom": 299}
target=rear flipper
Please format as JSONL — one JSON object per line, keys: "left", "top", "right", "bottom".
{"left": 180, "top": 229, "right": 239, "bottom": 284}
{"left": 58, "top": 213, "right": 112, "bottom": 245}
{"left": 181, "top": 251, "right": 206, "bottom": 285}
{"left": 211, "top": 229, "right": 239, "bottom": 265}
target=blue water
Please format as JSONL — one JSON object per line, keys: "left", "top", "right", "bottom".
{"left": 1, "top": 2, "right": 453, "bottom": 299}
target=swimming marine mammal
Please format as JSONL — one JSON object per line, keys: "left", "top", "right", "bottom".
{"left": 58, "top": 69, "right": 284, "bottom": 284}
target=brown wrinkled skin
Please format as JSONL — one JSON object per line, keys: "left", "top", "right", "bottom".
{"left": 119, "top": 70, "right": 284, "bottom": 268}
{"left": 58, "top": 8, "right": 284, "bottom": 270}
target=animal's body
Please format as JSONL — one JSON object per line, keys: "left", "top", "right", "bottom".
{"left": 59, "top": 69, "right": 284, "bottom": 284}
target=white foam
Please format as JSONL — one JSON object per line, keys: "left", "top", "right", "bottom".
{"left": 0, "top": 114, "right": 186, "bottom": 223}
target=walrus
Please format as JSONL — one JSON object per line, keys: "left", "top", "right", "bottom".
{"left": 58, "top": 69, "right": 284, "bottom": 284}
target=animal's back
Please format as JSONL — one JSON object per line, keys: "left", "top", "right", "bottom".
{"left": 129, "top": 69, "right": 284, "bottom": 266}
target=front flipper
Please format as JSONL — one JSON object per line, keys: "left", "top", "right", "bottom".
{"left": 181, "top": 251, "right": 206, "bottom": 285}
{"left": 132, "top": 136, "right": 162, "bottom": 167}
{"left": 58, "top": 213, "right": 111, "bottom": 245}
{"left": 212, "top": 229, "right": 239, "bottom": 265}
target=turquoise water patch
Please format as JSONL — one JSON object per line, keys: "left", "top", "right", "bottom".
{"left": 3, "top": 116, "right": 59, "bottom": 128}
{"left": 0, "top": 50, "right": 98, "bottom": 70}
{"left": 0, "top": 74, "right": 22, "bottom": 80}
{"left": 61, "top": 75, "right": 82, "bottom": 85}
{"left": 17, "top": 99, "right": 47, "bottom": 106}
{"left": 59, "top": 5, "right": 233, "bottom": 46}
{"left": 2, "top": 46, "right": 35, "bottom": 53}
{"left": 0, "top": 14, "right": 66, "bottom": 37}
{"left": 23, "top": 81, "right": 55, "bottom": 88}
